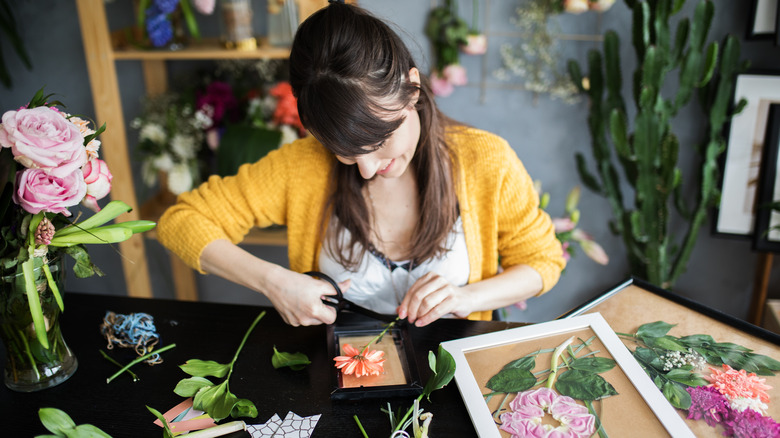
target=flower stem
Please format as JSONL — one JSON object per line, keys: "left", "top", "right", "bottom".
{"left": 547, "top": 336, "right": 574, "bottom": 389}
{"left": 100, "top": 350, "right": 139, "bottom": 382}
{"left": 226, "top": 312, "right": 265, "bottom": 380}
{"left": 354, "top": 414, "right": 370, "bottom": 438}
{"left": 393, "top": 394, "right": 423, "bottom": 433}
{"left": 360, "top": 318, "right": 398, "bottom": 356}
{"left": 586, "top": 400, "right": 608, "bottom": 438}
{"left": 106, "top": 343, "right": 176, "bottom": 383}
{"left": 15, "top": 328, "right": 41, "bottom": 380}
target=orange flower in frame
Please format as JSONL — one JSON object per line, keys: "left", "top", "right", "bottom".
{"left": 706, "top": 364, "right": 772, "bottom": 403}
{"left": 334, "top": 343, "right": 386, "bottom": 377}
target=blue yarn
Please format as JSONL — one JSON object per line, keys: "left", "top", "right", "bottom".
{"left": 103, "top": 311, "right": 162, "bottom": 363}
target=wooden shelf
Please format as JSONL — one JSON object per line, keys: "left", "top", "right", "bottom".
{"left": 112, "top": 37, "right": 292, "bottom": 61}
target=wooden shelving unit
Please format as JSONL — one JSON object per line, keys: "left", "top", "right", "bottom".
{"left": 75, "top": 0, "right": 325, "bottom": 300}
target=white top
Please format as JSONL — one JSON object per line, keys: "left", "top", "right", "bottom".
{"left": 319, "top": 217, "right": 471, "bottom": 314}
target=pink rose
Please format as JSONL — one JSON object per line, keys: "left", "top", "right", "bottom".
{"left": 13, "top": 168, "right": 86, "bottom": 216}
{"left": 461, "top": 34, "right": 487, "bottom": 55}
{"left": 564, "top": 0, "right": 589, "bottom": 14}
{"left": 82, "top": 159, "right": 113, "bottom": 212}
{"left": 0, "top": 107, "right": 87, "bottom": 178}
{"left": 430, "top": 71, "right": 455, "bottom": 97}
{"left": 443, "top": 64, "right": 468, "bottom": 86}
{"left": 194, "top": 0, "right": 215, "bottom": 14}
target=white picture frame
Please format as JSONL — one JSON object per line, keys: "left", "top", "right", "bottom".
{"left": 441, "top": 313, "right": 694, "bottom": 438}
{"left": 716, "top": 73, "right": 780, "bottom": 237}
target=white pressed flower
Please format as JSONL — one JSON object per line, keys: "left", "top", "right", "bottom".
{"left": 171, "top": 134, "right": 196, "bottom": 159}
{"left": 139, "top": 123, "right": 167, "bottom": 144}
{"left": 278, "top": 125, "right": 298, "bottom": 147}
{"left": 168, "top": 163, "right": 194, "bottom": 195}
{"left": 728, "top": 396, "right": 769, "bottom": 415}
{"left": 152, "top": 154, "right": 175, "bottom": 172}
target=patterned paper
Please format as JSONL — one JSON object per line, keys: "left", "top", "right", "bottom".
{"left": 246, "top": 411, "right": 321, "bottom": 438}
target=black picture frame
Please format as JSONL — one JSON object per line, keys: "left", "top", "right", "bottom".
{"left": 748, "top": 0, "right": 778, "bottom": 40}
{"left": 326, "top": 323, "right": 422, "bottom": 401}
{"left": 753, "top": 104, "right": 780, "bottom": 252}
{"left": 713, "top": 71, "right": 780, "bottom": 238}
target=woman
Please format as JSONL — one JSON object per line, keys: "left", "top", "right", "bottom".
{"left": 157, "top": 2, "right": 565, "bottom": 327}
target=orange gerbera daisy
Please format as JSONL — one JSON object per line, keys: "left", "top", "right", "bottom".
{"left": 706, "top": 364, "right": 772, "bottom": 403}
{"left": 333, "top": 344, "right": 386, "bottom": 377}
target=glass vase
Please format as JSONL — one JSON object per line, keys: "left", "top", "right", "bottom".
{"left": 0, "top": 256, "right": 78, "bottom": 392}
{"left": 267, "top": 0, "right": 298, "bottom": 47}
{"left": 221, "top": 0, "right": 257, "bottom": 50}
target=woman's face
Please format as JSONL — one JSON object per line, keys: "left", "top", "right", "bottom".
{"left": 335, "top": 104, "right": 421, "bottom": 180}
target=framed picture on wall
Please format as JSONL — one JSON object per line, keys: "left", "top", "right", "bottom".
{"left": 753, "top": 104, "right": 780, "bottom": 251}
{"left": 748, "top": 0, "right": 778, "bottom": 39}
{"left": 441, "top": 313, "right": 694, "bottom": 438}
{"left": 714, "top": 72, "right": 780, "bottom": 238}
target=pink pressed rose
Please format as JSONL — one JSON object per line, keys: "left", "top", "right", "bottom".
{"left": 13, "top": 168, "right": 86, "bottom": 216}
{"left": 0, "top": 107, "right": 88, "bottom": 178}
{"left": 443, "top": 64, "right": 468, "bottom": 86}
{"left": 500, "top": 387, "right": 596, "bottom": 438}
{"left": 194, "top": 0, "right": 215, "bottom": 14}
{"left": 461, "top": 34, "right": 487, "bottom": 55}
{"left": 564, "top": 0, "right": 589, "bottom": 14}
{"left": 82, "top": 159, "right": 113, "bottom": 212}
{"left": 430, "top": 71, "right": 455, "bottom": 97}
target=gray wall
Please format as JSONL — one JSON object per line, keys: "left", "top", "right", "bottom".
{"left": 3, "top": 0, "right": 780, "bottom": 323}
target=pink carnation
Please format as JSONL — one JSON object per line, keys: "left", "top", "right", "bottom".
{"left": 0, "top": 107, "right": 88, "bottom": 178}
{"left": 14, "top": 168, "right": 86, "bottom": 216}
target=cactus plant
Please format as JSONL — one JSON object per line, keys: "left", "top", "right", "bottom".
{"left": 568, "top": 0, "right": 749, "bottom": 288}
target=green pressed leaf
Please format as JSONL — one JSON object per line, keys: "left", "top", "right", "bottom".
{"left": 502, "top": 356, "right": 535, "bottom": 371}
{"left": 194, "top": 381, "right": 237, "bottom": 422}
{"left": 664, "top": 368, "right": 708, "bottom": 387}
{"left": 147, "top": 406, "right": 174, "bottom": 438}
{"left": 636, "top": 321, "right": 675, "bottom": 338}
{"left": 555, "top": 370, "right": 618, "bottom": 401}
{"left": 39, "top": 408, "right": 76, "bottom": 434}
{"left": 174, "top": 376, "right": 214, "bottom": 397}
{"left": 423, "top": 346, "right": 456, "bottom": 398}
{"left": 568, "top": 357, "right": 617, "bottom": 374}
{"left": 748, "top": 353, "right": 780, "bottom": 372}
{"left": 179, "top": 359, "right": 230, "bottom": 378}
{"left": 677, "top": 334, "right": 714, "bottom": 347}
{"left": 662, "top": 381, "right": 691, "bottom": 409}
{"left": 713, "top": 342, "right": 751, "bottom": 352}
{"left": 485, "top": 368, "right": 536, "bottom": 393}
{"left": 231, "top": 398, "right": 258, "bottom": 418}
{"left": 271, "top": 346, "right": 311, "bottom": 370}
{"left": 643, "top": 335, "right": 687, "bottom": 352}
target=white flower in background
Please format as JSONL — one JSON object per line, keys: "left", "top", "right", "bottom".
{"left": 141, "top": 161, "right": 158, "bottom": 187}
{"left": 194, "top": 106, "right": 214, "bottom": 130}
{"left": 130, "top": 117, "right": 142, "bottom": 130}
{"left": 171, "top": 134, "right": 196, "bottom": 159}
{"left": 279, "top": 125, "right": 298, "bottom": 147}
{"left": 167, "top": 163, "right": 194, "bottom": 195}
{"left": 139, "top": 122, "right": 166, "bottom": 144}
{"left": 152, "top": 154, "right": 175, "bottom": 172}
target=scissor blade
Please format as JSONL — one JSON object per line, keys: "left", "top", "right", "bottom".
{"left": 343, "top": 301, "right": 397, "bottom": 323}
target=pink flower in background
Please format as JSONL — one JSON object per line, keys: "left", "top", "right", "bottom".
{"left": 563, "top": 0, "right": 589, "bottom": 14}
{"left": 0, "top": 107, "right": 87, "bottom": 178}
{"left": 270, "top": 82, "right": 305, "bottom": 135}
{"left": 193, "top": 0, "right": 215, "bottom": 14}
{"left": 572, "top": 229, "right": 608, "bottom": 265}
{"left": 81, "top": 159, "right": 113, "bottom": 212}
{"left": 443, "top": 64, "right": 468, "bottom": 86}
{"left": 461, "top": 34, "right": 487, "bottom": 55}
{"left": 196, "top": 81, "right": 237, "bottom": 128}
{"left": 553, "top": 218, "right": 576, "bottom": 233}
{"left": 588, "top": 0, "right": 616, "bottom": 12}
{"left": 430, "top": 70, "right": 455, "bottom": 97}
{"left": 13, "top": 168, "right": 86, "bottom": 216}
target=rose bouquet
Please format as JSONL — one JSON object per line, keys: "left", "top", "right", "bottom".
{"left": 0, "top": 89, "right": 155, "bottom": 390}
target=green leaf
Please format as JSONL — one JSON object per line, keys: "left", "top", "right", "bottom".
{"left": 271, "top": 346, "right": 311, "bottom": 370}
{"left": 179, "top": 359, "right": 230, "bottom": 378}
{"left": 64, "top": 245, "right": 103, "bottom": 278}
{"left": 643, "top": 335, "right": 687, "bottom": 352}
{"left": 146, "top": 406, "right": 174, "bottom": 438}
{"left": 748, "top": 353, "right": 780, "bottom": 372}
{"left": 636, "top": 321, "right": 675, "bottom": 338}
{"left": 677, "top": 334, "right": 715, "bottom": 347}
{"left": 502, "top": 356, "right": 535, "bottom": 371}
{"left": 713, "top": 342, "right": 751, "bottom": 352}
{"left": 49, "top": 226, "right": 133, "bottom": 247}
{"left": 485, "top": 368, "right": 536, "bottom": 393}
{"left": 38, "top": 408, "right": 77, "bottom": 434}
{"left": 423, "top": 346, "right": 456, "bottom": 398}
{"left": 174, "top": 376, "right": 214, "bottom": 397}
{"left": 217, "top": 125, "right": 281, "bottom": 177}
{"left": 231, "top": 398, "right": 258, "bottom": 419}
{"left": 53, "top": 201, "right": 132, "bottom": 237}
{"left": 664, "top": 368, "right": 708, "bottom": 387}
{"left": 568, "top": 357, "right": 617, "bottom": 374}
{"left": 555, "top": 370, "right": 618, "bottom": 401}
{"left": 193, "top": 381, "right": 237, "bottom": 423}
{"left": 662, "top": 381, "right": 691, "bottom": 409}
{"left": 68, "top": 424, "right": 113, "bottom": 437}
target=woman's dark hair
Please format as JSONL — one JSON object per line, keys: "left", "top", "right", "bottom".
{"left": 289, "top": 2, "right": 458, "bottom": 268}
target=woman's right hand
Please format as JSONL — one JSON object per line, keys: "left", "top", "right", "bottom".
{"left": 263, "top": 267, "right": 348, "bottom": 326}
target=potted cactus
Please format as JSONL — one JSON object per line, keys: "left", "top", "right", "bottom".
{"left": 568, "top": 0, "right": 749, "bottom": 288}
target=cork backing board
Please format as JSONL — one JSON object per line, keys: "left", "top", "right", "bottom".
{"left": 583, "top": 283, "right": 780, "bottom": 436}
{"left": 442, "top": 314, "right": 693, "bottom": 438}
{"left": 338, "top": 333, "right": 407, "bottom": 388}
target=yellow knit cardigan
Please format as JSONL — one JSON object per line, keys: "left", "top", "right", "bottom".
{"left": 158, "top": 127, "right": 565, "bottom": 320}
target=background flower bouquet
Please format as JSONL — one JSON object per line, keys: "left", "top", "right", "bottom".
{"left": 0, "top": 89, "right": 155, "bottom": 391}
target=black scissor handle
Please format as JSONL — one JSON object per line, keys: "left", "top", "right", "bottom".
{"left": 304, "top": 271, "right": 343, "bottom": 309}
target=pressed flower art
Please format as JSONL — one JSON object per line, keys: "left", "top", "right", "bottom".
{"left": 333, "top": 343, "right": 386, "bottom": 377}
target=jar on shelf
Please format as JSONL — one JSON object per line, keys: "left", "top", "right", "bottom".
{"left": 220, "top": 0, "right": 257, "bottom": 50}
{"left": 267, "top": 0, "right": 299, "bottom": 47}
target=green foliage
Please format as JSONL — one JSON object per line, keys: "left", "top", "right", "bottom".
{"left": 569, "top": 0, "right": 748, "bottom": 288}
{"left": 555, "top": 369, "right": 618, "bottom": 401}
{"left": 422, "top": 345, "right": 456, "bottom": 399}
{"left": 35, "top": 408, "right": 111, "bottom": 438}
{"left": 216, "top": 125, "right": 281, "bottom": 177}
{"left": 271, "top": 346, "right": 311, "bottom": 371}
{"left": 425, "top": 0, "right": 469, "bottom": 70}
{"left": 486, "top": 368, "right": 536, "bottom": 393}
{"left": 0, "top": 0, "right": 32, "bottom": 89}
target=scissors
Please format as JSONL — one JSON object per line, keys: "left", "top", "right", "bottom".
{"left": 304, "top": 271, "right": 398, "bottom": 323}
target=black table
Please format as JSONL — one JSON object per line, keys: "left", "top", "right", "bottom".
{"left": 0, "top": 292, "right": 521, "bottom": 437}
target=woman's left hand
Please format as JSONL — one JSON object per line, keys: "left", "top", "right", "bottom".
{"left": 397, "top": 272, "right": 472, "bottom": 327}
